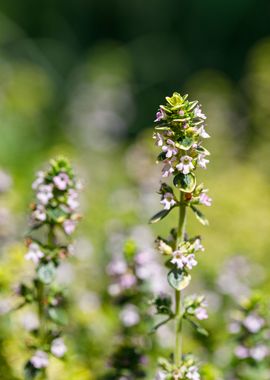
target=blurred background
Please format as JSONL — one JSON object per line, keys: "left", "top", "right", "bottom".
{"left": 0, "top": 0, "right": 270, "bottom": 379}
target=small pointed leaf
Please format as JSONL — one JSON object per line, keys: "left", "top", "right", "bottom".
{"left": 149, "top": 209, "right": 171, "bottom": 224}
{"left": 191, "top": 205, "right": 209, "bottom": 226}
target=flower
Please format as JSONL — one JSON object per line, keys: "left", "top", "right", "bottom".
{"left": 197, "top": 154, "right": 209, "bottom": 169}
{"left": 51, "top": 338, "right": 67, "bottom": 358}
{"left": 160, "top": 192, "right": 177, "bottom": 210}
{"left": 67, "top": 189, "right": 79, "bottom": 210}
{"left": 153, "top": 132, "right": 164, "bottom": 147}
{"left": 243, "top": 314, "right": 265, "bottom": 333}
{"left": 119, "top": 273, "right": 137, "bottom": 289}
{"left": 63, "top": 219, "right": 77, "bottom": 235}
{"left": 194, "top": 306, "right": 208, "bottom": 320}
{"left": 120, "top": 304, "right": 140, "bottom": 327}
{"left": 193, "top": 238, "right": 204, "bottom": 252}
{"left": 171, "top": 250, "right": 197, "bottom": 270}
{"left": 197, "top": 126, "right": 210, "bottom": 139}
{"left": 250, "top": 345, "right": 269, "bottom": 361}
{"left": 25, "top": 243, "right": 44, "bottom": 265}
{"left": 199, "top": 193, "right": 212, "bottom": 207}
{"left": 186, "top": 365, "right": 200, "bottom": 380}
{"left": 53, "top": 172, "right": 70, "bottom": 190}
{"left": 176, "top": 156, "right": 194, "bottom": 175}
{"left": 162, "top": 160, "right": 175, "bottom": 177}
{"left": 107, "top": 259, "right": 127, "bottom": 276}
{"left": 235, "top": 345, "right": 249, "bottom": 359}
{"left": 162, "top": 139, "right": 178, "bottom": 158}
{"left": 155, "top": 108, "right": 166, "bottom": 122}
{"left": 32, "top": 204, "right": 46, "bottom": 221}
{"left": 37, "top": 184, "right": 53, "bottom": 205}
{"left": 32, "top": 171, "right": 44, "bottom": 190}
{"left": 194, "top": 106, "right": 206, "bottom": 120}
{"left": 30, "top": 350, "right": 49, "bottom": 369}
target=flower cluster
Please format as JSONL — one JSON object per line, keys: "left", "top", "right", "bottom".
{"left": 18, "top": 157, "right": 81, "bottom": 379}
{"left": 31, "top": 157, "right": 81, "bottom": 235}
{"left": 153, "top": 92, "right": 211, "bottom": 208}
{"left": 156, "top": 356, "right": 200, "bottom": 380}
{"left": 102, "top": 240, "right": 153, "bottom": 379}
{"left": 229, "top": 295, "right": 270, "bottom": 369}
{"left": 150, "top": 93, "right": 212, "bottom": 379}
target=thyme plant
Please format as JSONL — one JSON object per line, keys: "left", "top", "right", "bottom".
{"left": 18, "top": 157, "right": 81, "bottom": 379}
{"left": 150, "top": 92, "right": 212, "bottom": 379}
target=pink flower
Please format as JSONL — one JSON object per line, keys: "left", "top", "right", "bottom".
{"left": 63, "top": 219, "right": 77, "bottom": 235}
{"left": 30, "top": 350, "right": 49, "bottom": 369}
{"left": 199, "top": 193, "right": 212, "bottom": 207}
{"left": 53, "top": 172, "right": 70, "bottom": 190}
{"left": 25, "top": 243, "right": 44, "bottom": 265}
{"left": 176, "top": 156, "right": 194, "bottom": 175}
{"left": 160, "top": 192, "right": 176, "bottom": 210}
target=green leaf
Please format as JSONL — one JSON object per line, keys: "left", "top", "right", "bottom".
{"left": 167, "top": 269, "right": 191, "bottom": 291}
{"left": 37, "top": 262, "right": 56, "bottom": 284}
{"left": 149, "top": 209, "right": 171, "bottom": 224}
{"left": 24, "top": 362, "right": 39, "bottom": 379}
{"left": 195, "top": 146, "right": 210, "bottom": 156}
{"left": 177, "top": 137, "right": 194, "bottom": 150}
{"left": 48, "top": 307, "right": 68, "bottom": 326}
{"left": 190, "top": 205, "right": 209, "bottom": 226}
{"left": 187, "top": 318, "right": 209, "bottom": 336}
{"left": 156, "top": 151, "right": 167, "bottom": 162}
{"left": 187, "top": 100, "right": 198, "bottom": 111}
{"left": 173, "top": 173, "right": 196, "bottom": 193}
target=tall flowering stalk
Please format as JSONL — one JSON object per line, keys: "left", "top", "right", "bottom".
{"left": 150, "top": 92, "right": 212, "bottom": 379}
{"left": 228, "top": 294, "right": 270, "bottom": 380}
{"left": 102, "top": 240, "right": 154, "bottom": 380}
{"left": 17, "top": 157, "right": 81, "bottom": 379}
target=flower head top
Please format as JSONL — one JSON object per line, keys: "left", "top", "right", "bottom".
{"left": 156, "top": 356, "right": 200, "bottom": 380}
{"left": 31, "top": 157, "right": 81, "bottom": 235}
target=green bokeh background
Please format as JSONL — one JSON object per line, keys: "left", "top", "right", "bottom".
{"left": 0, "top": 1, "right": 270, "bottom": 379}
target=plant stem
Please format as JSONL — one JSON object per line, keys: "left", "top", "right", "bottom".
{"left": 174, "top": 191, "right": 187, "bottom": 367}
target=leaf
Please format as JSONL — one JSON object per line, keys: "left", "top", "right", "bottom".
{"left": 186, "top": 318, "right": 209, "bottom": 336}
{"left": 173, "top": 173, "right": 196, "bottom": 193}
{"left": 48, "top": 307, "right": 68, "bottom": 326}
{"left": 24, "top": 362, "right": 39, "bottom": 380}
{"left": 37, "top": 262, "right": 56, "bottom": 284}
{"left": 195, "top": 146, "right": 210, "bottom": 156}
{"left": 149, "top": 209, "right": 171, "bottom": 224}
{"left": 167, "top": 269, "right": 191, "bottom": 291}
{"left": 156, "top": 151, "right": 167, "bottom": 162}
{"left": 177, "top": 137, "right": 194, "bottom": 150}
{"left": 187, "top": 100, "right": 198, "bottom": 111}
{"left": 190, "top": 205, "right": 209, "bottom": 226}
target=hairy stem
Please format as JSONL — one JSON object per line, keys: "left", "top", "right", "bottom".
{"left": 174, "top": 191, "right": 187, "bottom": 366}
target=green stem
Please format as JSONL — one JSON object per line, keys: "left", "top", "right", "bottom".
{"left": 174, "top": 191, "right": 187, "bottom": 367}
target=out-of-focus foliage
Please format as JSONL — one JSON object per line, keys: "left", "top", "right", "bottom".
{"left": 0, "top": 1, "right": 270, "bottom": 379}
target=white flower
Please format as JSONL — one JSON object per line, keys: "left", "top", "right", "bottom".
{"left": 162, "top": 139, "right": 178, "bottom": 158}
{"left": 185, "top": 254, "right": 197, "bottom": 270}
{"left": 171, "top": 249, "right": 186, "bottom": 269}
{"left": 37, "top": 184, "right": 53, "bottom": 205}
{"left": 194, "top": 306, "right": 208, "bottom": 320}
{"left": 194, "top": 106, "right": 206, "bottom": 120}
{"left": 162, "top": 159, "right": 175, "bottom": 178}
{"left": 30, "top": 350, "right": 49, "bottom": 369}
{"left": 63, "top": 219, "right": 77, "bottom": 235}
{"left": 197, "top": 126, "right": 210, "bottom": 138}
{"left": 32, "top": 204, "right": 46, "bottom": 221}
{"left": 107, "top": 259, "right": 127, "bottom": 275}
{"left": 153, "top": 132, "right": 164, "bottom": 147}
{"left": 193, "top": 238, "right": 204, "bottom": 252}
{"left": 25, "top": 243, "right": 44, "bottom": 265}
{"left": 186, "top": 365, "right": 200, "bottom": 380}
{"left": 243, "top": 314, "right": 265, "bottom": 333}
{"left": 120, "top": 304, "right": 140, "bottom": 327}
{"left": 32, "top": 171, "right": 45, "bottom": 190}
{"left": 199, "top": 193, "right": 212, "bottom": 207}
{"left": 235, "top": 345, "right": 249, "bottom": 359}
{"left": 176, "top": 156, "right": 194, "bottom": 175}
{"left": 155, "top": 370, "right": 167, "bottom": 380}
{"left": 250, "top": 345, "right": 269, "bottom": 361}
{"left": 197, "top": 154, "right": 209, "bottom": 169}
{"left": 67, "top": 189, "right": 79, "bottom": 210}
{"left": 51, "top": 338, "right": 67, "bottom": 358}
{"left": 53, "top": 172, "right": 70, "bottom": 190}
{"left": 160, "top": 192, "right": 176, "bottom": 210}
